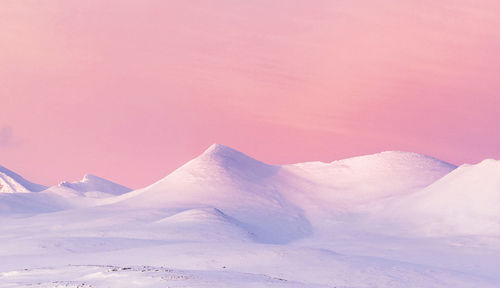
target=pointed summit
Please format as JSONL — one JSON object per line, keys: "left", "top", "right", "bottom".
{"left": 82, "top": 174, "right": 104, "bottom": 183}
{"left": 202, "top": 143, "right": 226, "bottom": 154}
{"left": 200, "top": 143, "right": 271, "bottom": 165}
{"left": 201, "top": 143, "right": 252, "bottom": 160}
{"left": 0, "top": 165, "right": 47, "bottom": 193}
{"left": 187, "top": 143, "right": 278, "bottom": 181}
{"left": 59, "top": 174, "right": 132, "bottom": 195}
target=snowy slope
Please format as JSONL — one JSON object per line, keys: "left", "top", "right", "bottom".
{"left": 0, "top": 165, "right": 47, "bottom": 193}
{"left": 116, "top": 144, "right": 311, "bottom": 244}
{"left": 279, "top": 150, "right": 456, "bottom": 217}
{"left": 0, "top": 173, "right": 131, "bottom": 215}
{"left": 2, "top": 145, "right": 500, "bottom": 288}
{"left": 59, "top": 174, "right": 132, "bottom": 196}
{"left": 381, "top": 158, "right": 500, "bottom": 236}
{"left": 114, "top": 144, "right": 455, "bottom": 243}
{"left": 154, "top": 208, "right": 255, "bottom": 242}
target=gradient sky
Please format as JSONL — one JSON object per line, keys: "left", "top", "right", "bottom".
{"left": 1, "top": 0, "right": 500, "bottom": 188}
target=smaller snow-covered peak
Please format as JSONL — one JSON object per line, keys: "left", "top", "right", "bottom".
{"left": 282, "top": 150, "right": 456, "bottom": 209}
{"left": 381, "top": 157, "right": 500, "bottom": 236}
{"left": 81, "top": 174, "right": 102, "bottom": 183}
{"left": 431, "top": 158, "right": 500, "bottom": 186}
{"left": 59, "top": 174, "right": 132, "bottom": 195}
{"left": 473, "top": 158, "right": 500, "bottom": 169}
{"left": 293, "top": 150, "right": 458, "bottom": 185}
{"left": 0, "top": 165, "right": 47, "bottom": 193}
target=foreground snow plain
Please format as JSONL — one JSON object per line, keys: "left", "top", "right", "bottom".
{"left": 1, "top": 144, "right": 499, "bottom": 287}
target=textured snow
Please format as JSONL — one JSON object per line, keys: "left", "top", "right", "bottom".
{"left": 1, "top": 144, "right": 499, "bottom": 287}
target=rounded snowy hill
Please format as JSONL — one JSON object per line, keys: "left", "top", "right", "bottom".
{"left": 154, "top": 207, "right": 255, "bottom": 242}
{"left": 117, "top": 144, "right": 308, "bottom": 244}
{"left": 282, "top": 150, "right": 456, "bottom": 211}
{"left": 114, "top": 144, "right": 456, "bottom": 243}
{"left": 0, "top": 166, "right": 47, "bottom": 193}
{"left": 382, "top": 158, "right": 500, "bottom": 236}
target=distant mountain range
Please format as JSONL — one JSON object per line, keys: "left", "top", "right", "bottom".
{"left": 3, "top": 143, "right": 499, "bottom": 238}
{"left": 1, "top": 144, "right": 500, "bottom": 287}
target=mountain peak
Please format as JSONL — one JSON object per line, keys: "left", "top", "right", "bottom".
{"left": 476, "top": 158, "right": 500, "bottom": 167}
{"left": 144, "top": 143, "right": 279, "bottom": 192}
{"left": 59, "top": 174, "right": 132, "bottom": 195}
{"left": 0, "top": 165, "right": 47, "bottom": 193}
{"left": 201, "top": 143, "right": 242, "bottom": 157}
{"left": 195, "top": 143, "right": 277, "bottom": 175}
{"left": 82, "top": 174, "right": 104, "bottom": 183}
{"left": 384, "top": 156, "right": 500, "bottom": 236}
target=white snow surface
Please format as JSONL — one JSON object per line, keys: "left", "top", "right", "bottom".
{"left": 59, "top": 174, "right": 132, "bottom": 196}
{"left": 0, "top": 166, "right": 47, "bottom": 193}
{"left": 0, "top": 171, "right": 131, "bottom": 215}
{"left": 380, "top": 158, "right": 500, "bottom": 236}
{"left": 1, "top": 144, "right": 500, "bottom": 287}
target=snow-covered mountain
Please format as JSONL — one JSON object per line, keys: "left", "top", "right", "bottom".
{"left": 382, "top": 158, "right": 500, "bottom": 236}
{"left": 111, "top": 144, "right": 455, "bottom": 243}
{"left": 0, "top": 165, "right": 47, "bottom": 193}
{"left": 278, "top": 149, "right": 456, "bottom": 214}
{"left": 2, "top": 145, "right": 500, "bottom": 287}
{"left": 58, "top": 174, "right": 132, "bottom": 196}
{"left": 115, "top": 144, "right": 309, "bottom": 244}
{"left": 0, "top": 170, "right": 131, "bottom": 214}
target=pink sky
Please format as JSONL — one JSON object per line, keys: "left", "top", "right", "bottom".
{"left": 1, "top": 0, "right": 500, "bottom": 188}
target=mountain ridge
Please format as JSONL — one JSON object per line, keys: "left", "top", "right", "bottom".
{"left": 0, "top": 165, "right": 47, "bottom": 193}
{"left": 58, "top": 173, "right": 132, "bottom": 195}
